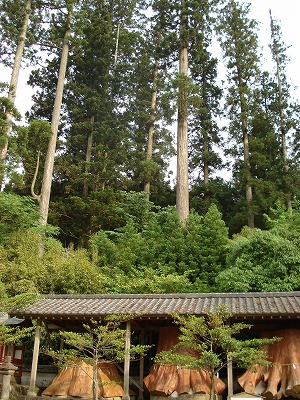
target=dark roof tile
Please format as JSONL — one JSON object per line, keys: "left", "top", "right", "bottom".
{"left": 12, "top": 292, "right": 300, "bottom": 321}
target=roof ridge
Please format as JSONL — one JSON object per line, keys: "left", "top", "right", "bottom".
{"left": 43, "top": 291, "right": 300, "bottom": 300}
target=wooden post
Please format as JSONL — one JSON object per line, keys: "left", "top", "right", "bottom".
{"left": 227, "top": 353, "right": 233, "bottom": 398}
{"left": 226, "top": 318, "right": 233, "bottom": 399}
{"left": 122, "top": 320, "right": 131, "bottom": 400}
{"left": 138, "top": 329, "right": 145, "bottom": 399}
{"left": 28, "top": 321, "right": 41, "bottom": 396}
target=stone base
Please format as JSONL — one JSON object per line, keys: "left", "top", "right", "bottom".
{"left": 16, "top": 396, "right": 136, "bottom": 400}
{"left": 151, "top": 394, "right": 222, "bottom": 400}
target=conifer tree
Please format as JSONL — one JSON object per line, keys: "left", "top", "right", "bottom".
{"left": 176, "top": 0, "right": 190, "bottom": 223}
{"left": 0, "top": 0, "right": 32, "bottom": 187}
{"left": 269, "top": 10, "right": 293, "bottom": 211}
{"left": 217, "top": 0, "right": 260, "bottom": 228}
{"left": 31, "top": 1, "right": 74, "bottom": 227}
{"left": 188, "top": 0, "right": 223, "bottom": 204}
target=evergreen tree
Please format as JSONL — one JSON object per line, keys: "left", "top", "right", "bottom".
{"left": 185, "top": 205, "right": 229, "bottom": 289}
{"left": 0, "top": 0, "right": 32, "bottom": 186}
{"left": 217, "top": 0, "right": 260, "bottom": 228}
{"left": 34, "top": 0, "right": 74, "bottom": 228}
{"left": 188, "top": 0, "right": 223, "bottom": 206}
{"left": 269, "top": 10, "right": 294, "bottom": 211}
{"left": 176, "top": 0, "right": 190, "bottom": 223}
{"left": 155, "top": 310, "right": 276, "bottom": 400}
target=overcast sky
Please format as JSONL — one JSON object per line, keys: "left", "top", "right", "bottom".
{"left": 243, "top": 0, "right": 300, "bottom": 100}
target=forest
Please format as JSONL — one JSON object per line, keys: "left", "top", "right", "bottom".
{"left": 0, "top": 0, "right": 299, "bottom": 300}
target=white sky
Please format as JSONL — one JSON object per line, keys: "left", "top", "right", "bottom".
{"left": 243, "top": 0, "right": 300, "bottom": 100}
{"left": 0, "top": 0, "right": 299, "bottom": 116}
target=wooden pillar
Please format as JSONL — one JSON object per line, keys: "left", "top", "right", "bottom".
{"left": 138, "top": 329, "right": 145, "bottom": 399}
{"left": 227, "top": 353, "right": 233, "bottom": 398}
{"left": 123, "top": 320, "right": 131, "bottom": 400}
{"left": 28, "top": 321, "right": 41, "bottom": 396}
{"left": 226, "top": 319, "right": 233, "bottom": 398}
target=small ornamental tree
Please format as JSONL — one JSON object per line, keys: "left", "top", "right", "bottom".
{"left": 46, "top": 315, "right": 150, "bottom": 400}
{"left": 155, "top": 308, "right": 279, "bottom": 400}
{"left": 0, "top": 294, "right": 38, "bottom": 352}
{"left": 0, "top": 324, "right": 34, "bottom": 348}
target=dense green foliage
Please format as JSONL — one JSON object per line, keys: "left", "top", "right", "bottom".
{"left": 0, "top": 0, "right": 299, "bottom": 297}
{"left": 0, "top": 192, "right": 299, "bottom": 298}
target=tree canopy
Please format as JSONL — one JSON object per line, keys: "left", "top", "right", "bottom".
{"left": 0, "top": 0, "right": 299, "bottom": 298}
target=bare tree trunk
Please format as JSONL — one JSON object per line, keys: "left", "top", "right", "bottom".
{"left": 0, "top": 0, "right": 31, "bottom": 188}
{"left": 236, "top": 67, "right": 254, "bottom": 228}
{"left": 269, "top": 10, "right": 292, "bottom": 212}
{"left": 209, "top": 371, "right": 215, "bottom": 400}
{"left": 203, "top": 129, "right": 209, "bottom": 202}
{"left": 241, "top": 99, "right": 254, "bottom": 228}
{"left": 144, "top": 60, "right": 158, "bottom": 200}
{"left": 37, "top": 3, "right": 73, "bottom": 226}
{"left": 83, "top": 116, "right": 94, "bottom": 198}
{"left": 114, "top": 24, "right": 120, "bottom": 67}
{"left": 93, "top": 353, "right": 99, "bottom": 400}
{"left": 176, "top": 0, "right": 189, "bottom": 223}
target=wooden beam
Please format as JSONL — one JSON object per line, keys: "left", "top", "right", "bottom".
{"left": 116, "top": 365, "right": 143, "bottom": 392}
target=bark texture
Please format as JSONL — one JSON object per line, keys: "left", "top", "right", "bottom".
{"left": 176, "top": 0, "right": 189, "bottom": 223}
{"left": 144, "top": 60, "right": 158, "bottom": 198}
{"left": 42, "top": 360, "right": 126, "bottom": 398}
{"left": 36, "top": 4, "right": 72, "bottom": 226}
{"left": 238, "top": 329, "right": 300, "bottom": 400}
{"left": 143, "top": 327, "right": 226, "bottom": 397}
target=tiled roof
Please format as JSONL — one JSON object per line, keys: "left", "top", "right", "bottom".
{"left": 12, "top": 292, "right": 300, "bottom": 320}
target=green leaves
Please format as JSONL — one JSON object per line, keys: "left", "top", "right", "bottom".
{"left": 0, "top": 193, "right": 40, "bottom": 243}
{"left": 0, "top": 324, "right": 34, "bottom": 346}
{"left": 215, "top": 224, "right": 300, "bottom": 292}
{"left": 89, "top": 203, "right": 229, "bottom": 292}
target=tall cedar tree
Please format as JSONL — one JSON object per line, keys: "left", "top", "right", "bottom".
{"left": 217, "top": 0, "right": 260, "bottom": 228}
{"left": 0, "top": 0, "right": 31, "bottom": 187}
{"left": 188, "top": 0, "right": 223, "bottom": 206}
{"left": 31, "top": 0, "right": 74, "bottom": 228}
{"left": 176, "top": 0, "right": 190, "bottom": 223}
{"left": 269, "top": 10, "right": 293, "bottom": 210}
{"left": 128, "top": 4, "right": 175, "bottom": 200}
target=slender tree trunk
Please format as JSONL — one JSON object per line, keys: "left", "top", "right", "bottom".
{"left": 0, "top": 0, "right": 31, "bottom": 188}
{"left": 144, "top": 60, "right": 158, "bottom": 199}
{"left": 240, "top": 90, "right": 254, "bottom": 228}
{"left": 83, "top": 115, "right": 94, "bottom": 198}
{"left": 94, "top": 150, "right": 107, "bottom": 191}
{"left": 176, "top": 0, "right": 189, "bottom": 223}
{"left": 269, "top": 10, "right": 292, "bottom": 211}
{"left": 209, "top": 371, "right": 215, "bottom": 400}
{"left": 234, "top": 33, "right": 254, "bottom": 228}
{"left": 93, "top": 353, "right": 99, "bottom": 400}
{"left": 38, "top": 3, "right": 73, "bottom": 226}
{"left": 203, "top": 123, "right": 210, "bottom": 202}
{"left": 114, "top": 23, "right": 120, "bottom": 67}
